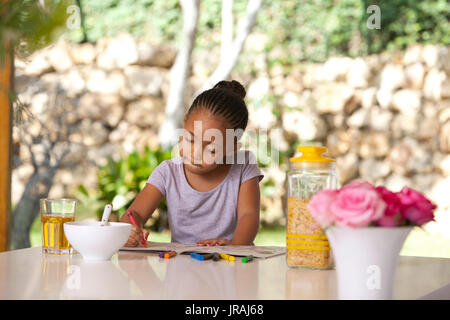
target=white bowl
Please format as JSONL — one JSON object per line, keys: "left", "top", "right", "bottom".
{"left": 64, "top": 221, "right": 131, "bottom": 261}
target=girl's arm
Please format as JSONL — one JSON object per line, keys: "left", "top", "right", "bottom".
{"left": 196, "top": 176, "right": 261, "bottom": 246}
{"left": 120, "top": 183, "right": 163, "bottom": 246}
{"left": 232, "top": 176, "right": 261, "bottom": 245}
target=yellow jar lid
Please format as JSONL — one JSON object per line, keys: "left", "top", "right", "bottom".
{"left": 289, "top": 146, "right": 335, "bottom": 163}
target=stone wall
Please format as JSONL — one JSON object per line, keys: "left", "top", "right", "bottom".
{"left": 267, "top": 44, "right": 450, "bottom": 236}
{"left": 12, "top": 34, "right": 450, "bottom": 235}
{"left": 13, "top": 34, "right": 175, "bottom": 203}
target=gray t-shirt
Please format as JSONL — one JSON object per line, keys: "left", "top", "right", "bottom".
{"left": 146, "top": 150, "right": 264, "bottom": 244}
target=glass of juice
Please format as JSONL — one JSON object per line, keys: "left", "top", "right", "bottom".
{"left": 40, "top": 198, "right": 77, "bottom": 255}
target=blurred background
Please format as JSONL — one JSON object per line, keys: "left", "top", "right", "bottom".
{"left": 3, "top": 0, "right": 450, "bottom": 256}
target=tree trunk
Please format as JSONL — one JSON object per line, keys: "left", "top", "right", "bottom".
{"left": 10, "top": 165, "right": 58, "bottom": 250}
{"left": 75, "top": 0, "right": 89, "bottom": 43}
{"left": 158, "top": 0, "right": 200, "bottom": 149}
{"left": 0, "top": 42, "right": 13, "bottom": 252}
{"left": 221, "top": 0, "right": 233, "bottom": 61}
{"left": 194, "top": 0, "right": 264, "bottom": 97}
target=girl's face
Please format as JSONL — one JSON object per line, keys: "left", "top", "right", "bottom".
{"left": 180, "top": 109, "right": 237, "bottom": 175}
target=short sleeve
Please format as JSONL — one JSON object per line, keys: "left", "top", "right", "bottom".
{"left": 146, "top": 161, "right": 168, "bottom": 197}
{"left": 240, "top": 151, "right": 264, "bottom": 184}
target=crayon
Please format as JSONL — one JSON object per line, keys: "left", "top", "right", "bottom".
{"left": 190, "top": 252, "right": 204, "bottom": 261}
{"left": 164, "top": 251, "right": 177, "bottom": 259}
{"left": 202, "top": 253, "right": 215, "bottom": 260}
{"left": 241, "top": 255, "right": 254, "bottom": 263}
{"left": 219, "top": 253, "right": 235, "bottom": 262}
{"left": 190, "top": 252, "right": 217, "bottom": 261}
{"left": 158, "top": 252, "right": 165, "bottom": 258}
{"left": 212, "top": 253, "right": 221, "bottom": 261}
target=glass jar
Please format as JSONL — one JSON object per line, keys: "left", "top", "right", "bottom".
{"left": 286, "top": 146, "right": 337, "bottom": 269}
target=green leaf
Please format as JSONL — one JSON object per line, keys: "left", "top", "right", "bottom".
{"left": 77, "top": 184, "right": 89, "bottom": 197}
{"left": 0, "top": 0, "right": 72, "bottom": 63}
{"left": 79, "top": 146, "right": 171, "bottom": 231}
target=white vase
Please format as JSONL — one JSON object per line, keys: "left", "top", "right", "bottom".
{"left": 325, "top": 226, "right": 413, "bottom": 300}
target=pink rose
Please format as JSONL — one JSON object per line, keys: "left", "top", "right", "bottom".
{"left": 375, "top": 186, "right": 403, "bottom": 227}
{"left": 398, "top": 186, "right": 436, "bottom": 226}
{"left": 330, "top": 182, "right": 386, "bottom": 228}
{"left": 342, "top": 180, "right": 375, "bottom": 191}
{"left": 307, "top": 189, "right": 339, "bottom": 228}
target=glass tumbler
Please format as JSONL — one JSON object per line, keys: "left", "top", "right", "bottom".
{"left": 40, "top": 198, "right": 77, "bottom": 255}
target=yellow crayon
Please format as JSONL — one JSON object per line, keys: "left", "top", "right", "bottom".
{"left": 219, "top": 253, "right": 235, "bottom": 261}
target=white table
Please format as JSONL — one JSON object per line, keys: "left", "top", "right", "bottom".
{"left": 1, "top": 246, "right": 449, "bottom": 300}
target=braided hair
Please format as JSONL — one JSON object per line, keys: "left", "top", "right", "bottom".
{"left": 186, "top": 80, "right": 249, "bottom": 135}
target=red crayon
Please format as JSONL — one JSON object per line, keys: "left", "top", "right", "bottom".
{"left": 126, "top": 210, "right": 147, "bottom": 248}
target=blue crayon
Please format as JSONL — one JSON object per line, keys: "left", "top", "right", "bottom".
{"left": 190, "top": 252, "right": 204, "bottom": 261}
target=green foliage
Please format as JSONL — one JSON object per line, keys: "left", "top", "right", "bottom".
{"left": 67, "top": 0, "right": 449, "bottom": 62}
{"left": 258, "top": 0, "right": 450, "bottom": 63}
{"left": 0, "top": 0, "right": 72, "bottom": 63}
{"left": 70, "top": 0, "right": 181, "bottom": 43}
{"left": 77, "top": 146, "right": 172, "bottom": 231}
{"left": 360, "top": 0, "right": 450, "bottom": 53}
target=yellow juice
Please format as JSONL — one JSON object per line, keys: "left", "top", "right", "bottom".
{"left": 41, "top": 215, "right": 74, "bottom": 253}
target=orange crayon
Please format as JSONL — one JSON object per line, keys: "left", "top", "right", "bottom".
{"left": 164, "top": 251, "right": 177, "bottom": 259}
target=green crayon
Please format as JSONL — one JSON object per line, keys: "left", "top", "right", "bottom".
{"left": 241, "top": 255, "right": 254, "bottom": 263}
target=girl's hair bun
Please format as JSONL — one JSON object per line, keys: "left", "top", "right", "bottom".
{"left": 187, "top": 79, "right": 249, "bottom": 132}
{"left": 213, "top": 80, "right": 246, "bottom": 99}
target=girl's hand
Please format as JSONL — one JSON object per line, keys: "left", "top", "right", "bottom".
{"left": 196, "top": 238, "right": 231, "bottom": 246}
{"left": 125, "top": 225, "right": 150, "bottom": 247}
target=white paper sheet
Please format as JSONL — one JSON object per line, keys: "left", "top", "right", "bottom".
{"left": 120, "top": 241, "right": 286, "bottom": 259}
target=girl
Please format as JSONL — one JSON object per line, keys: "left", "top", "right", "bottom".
{"left": 120, "top": 80, "right": 264, "bottom": 246}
